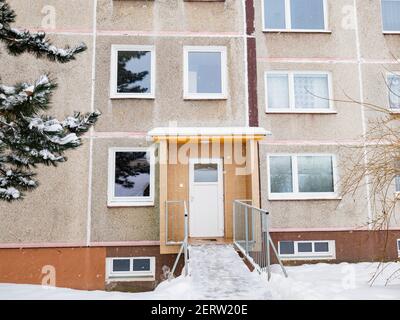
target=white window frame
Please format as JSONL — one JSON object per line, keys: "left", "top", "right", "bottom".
{"left": 106, "top": 257, "right": 155, "bottom": 282}
{"left": 110, "top": 45, "right": 156, "bottom": 99}
{"left": 183, "top": 46, "right": 228, "bottom": 100}
{"left": 397, "top": 239, "right": 400, "bottom": 257}
{"left": 107, "top": 147, "right": 155, "bottom": 207}
{"left": 267, "top": 153, "right": 339, "bottom": 200}
{"left": 262, "top": 0, "right": 329, "bottom": 32}
{"left": 381, "top": 0, "right": 400, "bottom": 34}
{"left": 386, "top": 72, "right": 400, "bottom": 112}
{"left": 278, "top": 240, "right": 336, "bottom": 260}
{"left": 265, "top": 71, "right": 335, "bottom": 113}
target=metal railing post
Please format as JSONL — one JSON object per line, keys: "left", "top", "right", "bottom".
{"left": 265, "top": 211, "right": 271, "bottom": 281}
{"left": 244, "top": 205, "right": 249, "bottom": 255}
{"left": 232, "top": 200, "right": 287, "bottom": 281}
{"left": 269, "top": 234, "right": 288, "bottom": 278}
{"left": 232, "top": 201, "right": 236, "bottom": 243}
{"left": 165, "top": 201, "right": 169, "bottom": 244}
{"left": 168, "top": 200, "right": 190, "bottom": 279}
{"left": 183, "top": 203, "right": 189, "bottom": 277}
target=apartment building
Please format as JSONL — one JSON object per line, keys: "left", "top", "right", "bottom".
{"left": 256, "top": 0, "right": 400, "bottom": 262}
{"left": 0, "top": 0, "right": 399, "bottom": 292}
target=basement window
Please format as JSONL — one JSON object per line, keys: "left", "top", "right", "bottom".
{"left": 110, "top": 45, "right": 155, "bottom": 99}
{"left": 108, "top": 147, "right": 155, "bottom": 206}
{"left": 183, "top": 46, "right": 227, "bottom": 100}
{"left": 395, "top": 176, "right": 400, "bottom": 192}
{"left": 387, "top": 74, "right": 400, "bottom": 110}
{"left": 397, "top": 239, "right": 400, "bottom": 257}
{"left": 382, "top": 0, "right": 400, "bottom": 33}
{"left": 263, "top": 0, "right": 328, "bottom": 32}
{"left": 268, "top": 154, "right": 338, "bottom": 200}
{"left": 106, "top": 257, "right": 155, "bottom": 281}
{"left": 265, "top": 71, "right": 334, "bottom": 113}
{"left": 278, "top": 240, "right": 336, "bottom": 260}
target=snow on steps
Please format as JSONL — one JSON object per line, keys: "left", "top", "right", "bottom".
{"left": 186, "top": 244, "right": 271, "bottom": 300}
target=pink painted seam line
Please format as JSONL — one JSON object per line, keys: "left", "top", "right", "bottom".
{"left": 97, "top": 30, "right": 242, "bottom": 36}
{"left": 260, "top": 139, "right": 364, "bottom": 146}
{"left": 258, "top": 57, "right": 400, "bottom": 64}
{"left": 258, "top": 57, "right": 357, "bottom": 63}
{"left": 92, "top": 131, "right": 148, "bottom": 138}
{"left": 0, "top": 242, "right": 86, "bottom": 249}
{"left": 90, "top": 241, "right": 160, "bottom": 247}
{"left": 270, "top": 227, "right": 400, "bottom": 232}
{"left": 0, "top": 241, "right": 160, "bottom": 249}
{"left": 25, "top": 27, "right": 93, "bottom": 34}
{"left": 27, "top": 28, "right": 242, "bottom": 37}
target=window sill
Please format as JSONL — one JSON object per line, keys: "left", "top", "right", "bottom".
{"left": 106, "top": 276, "right": 155, "bottom": 282}
{"left": 265, "top": 110, "right": 337, "bottom": 114}
{"left": 110, "top": 94, "right": 155, "bottom": 100}
{"left": 389, "top": 109, "right": 400, "bottom": 114}
{"left": 280, "top": 255, "right": 335, "bottom": 261}
{"left": 263, "top": 29, "right": 332, "bottom": 34}
{"left": 383, "top": 31, "right": 400, "bottom": 35}
{"left": 107, "top": 201, "right": 154, "bottom": 207}
{"left": 183, "top": 95, "right": 228, "bottom": 100}
{"left": 268, "top": 195, "right": 342, "bottom": 201}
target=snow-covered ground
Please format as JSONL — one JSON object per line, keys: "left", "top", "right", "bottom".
{"left": 0, "top": 245, "right": 399, "bottom": 300}
{"left": 268, "top": 262, "right": 400, "bottom": 300}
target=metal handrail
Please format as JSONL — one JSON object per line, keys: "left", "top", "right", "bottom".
{"left": 233, "top": 200, "right": 288, "bottom": 280}
{"left": 168, "top": 200, "right": 189, "bottom": 279}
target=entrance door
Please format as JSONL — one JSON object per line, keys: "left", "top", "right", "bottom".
{"left": 189, "top": 158, "right": 224, "bottom": 238}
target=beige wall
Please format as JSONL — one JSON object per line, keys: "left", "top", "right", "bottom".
{"left": 254, "top": 0, "right": 358, "bottom": 59}
{"left": 0, "top": 13, "right": 93, "bottom": 243}
{"left": 258, "top": 62, "right": 363, "bottom": 141}
{"left": 97, "top": 0, "right": 244, "bottom": 33}
{"left": 0, "top": 144, "right": 90, "bottom": 243}
{"left": 90, "top": 138, "right": 159, "bottom": 242}
{"left": 3, "top": 0, "right": 399, "bottom": 245}
{"left": 95, "top": 36, "right": 247, "bottom": 132}
{"left": 259, "top": 144, "right": 370, "bottom": 228}
{"left": 0, "top": 0, "right": 247, "bottom": 244}
{"left": 255, "top": 0, "right": 400, "bottom": 229}
{"left": 9, "top": 0, "right": 94, "bottom": 30}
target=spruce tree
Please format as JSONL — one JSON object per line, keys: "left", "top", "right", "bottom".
{"left": 0, "top": 0, "right": 100, "bottom": 201}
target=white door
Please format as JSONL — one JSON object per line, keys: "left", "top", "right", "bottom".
{"left": 189, "top": 158, "right": 224, "bottom": 238}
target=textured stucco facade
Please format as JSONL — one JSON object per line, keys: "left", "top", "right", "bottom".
{"left": 0, "top": 0, "right": 248, "bottom": 245}
{"left": 254, "top": 0, "right": 400, "bottom": 230}
{"left": 0, "top": 0, "right": 400, "bottom": 291}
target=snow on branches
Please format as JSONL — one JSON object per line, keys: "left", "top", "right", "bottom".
{"left": 0, "top": 1, "right": 100, "bottom": 201}
{"left": 0, "top": 75, "right": 55, "bottom": 114}
{"left": 0, "top": 0, "right": 86, "bottom": 63}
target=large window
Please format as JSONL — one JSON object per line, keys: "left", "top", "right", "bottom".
{"left": 108, "top": 147, "right": 154, "bottom": 206}
{"left": 263, "top": 0, "right": 327, "bottom": 31}
{"left": 110, "top": 45, "right": 155, "bottom": 99}
{"left": 382, "top": 0, "right": 400, "bottom": 32}
{"left": 268, "top": 154, "right": 337, "bottom": 199}
{"left": 183, "top": 46, "right": 227, "bottom": 99}
{"left": 106, "top": 257, "right": 155, "bottom": 281}
{"left": 265, "top": 71, "right": 333, "bottom": 112}
{"left": 387, "top": 74, "right": 400, "bottom": 110}
{"left": 278, "top": 240, "right": 336, "bottom": 260}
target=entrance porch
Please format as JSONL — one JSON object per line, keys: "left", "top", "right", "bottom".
{"left": 148, "top": 127, "right": 269, "bottom": 254}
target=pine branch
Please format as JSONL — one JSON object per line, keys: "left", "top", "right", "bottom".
{"left": 0, "top": 1, "right": 100, "bottom": 201}
{"left": 0, "top": 0, "right": 87, "bottom": 63}
{"left": 0, "top": 75, "right": 56, "bottom": 116}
